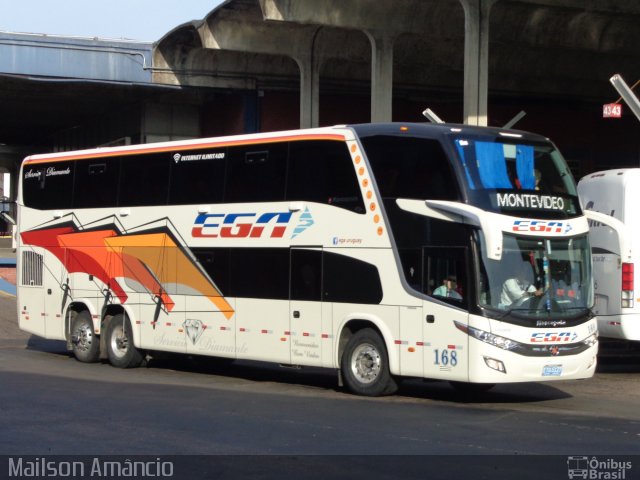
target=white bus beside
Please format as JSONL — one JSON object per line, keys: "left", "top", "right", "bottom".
{"left": 578, "top": 168, "right": 640, "bottom": 341}
{"left": 17, "top": 123, "right": 598, "bottom": 396}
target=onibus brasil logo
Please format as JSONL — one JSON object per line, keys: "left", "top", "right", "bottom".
{"left": 567, "top": 456, "right": 632, "bottom": 479}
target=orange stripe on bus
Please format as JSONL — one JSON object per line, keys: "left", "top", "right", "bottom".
{"left": 23, "top": 134, "right": 346, "bottom": 165}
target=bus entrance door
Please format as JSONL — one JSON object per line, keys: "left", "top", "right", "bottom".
{"left": 422, "top": 246, "right": 470, "bottom": 382}
{"left": 422, "top": 300, "right": 469, "bottom": 382}
{"left": 290, "top": 248, "right": 324, "bottom": 367}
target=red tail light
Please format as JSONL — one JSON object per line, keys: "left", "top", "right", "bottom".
{"left": 622, "top": 263, "right": 634, "bottom": 291}
{"left": 622, "top": 263, "right": 634, "bottom": 308}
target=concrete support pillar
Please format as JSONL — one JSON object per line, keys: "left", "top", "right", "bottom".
{"left": 295, "top": 54, "right": 320, "bottom": 128}
{"left": 366, "top": 30, "right": 395, "bottom": 123}
{"left": 460, "top": 0, "right": 497, "bottom": 126}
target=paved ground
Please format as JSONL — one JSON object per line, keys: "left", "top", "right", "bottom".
{"left": 2, "top": 292, "right": 640, "bottom": 480}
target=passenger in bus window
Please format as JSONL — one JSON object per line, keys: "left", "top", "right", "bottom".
{"left": 433, "top": 276, "right": 462, "bottom": 300}
{"left": 501, "top": 263, "right": 543, "bottom": 306}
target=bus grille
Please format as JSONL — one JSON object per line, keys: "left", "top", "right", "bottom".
{"left": 21, "top": 251, "right": 43, "bottom": 286}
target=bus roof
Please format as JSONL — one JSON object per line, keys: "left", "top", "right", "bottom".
{"left": 22, "top": 122, "right": 552, "bottom": 166}
{"left": 349, "top": 122, "right": 551, "bottom": 143}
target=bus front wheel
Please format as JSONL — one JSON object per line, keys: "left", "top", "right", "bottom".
{"left": 106, "top": 314, "right": 144, "bottom": 368}
{"left": 341, "top": 328, "right": 398, "bottom": 396}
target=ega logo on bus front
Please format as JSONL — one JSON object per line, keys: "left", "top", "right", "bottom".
{"left": 192, "top": 212, "right": 293, "bottom": 238}
{"left": 531, "top": 331, "right": 578, "bottom": 343}
{"left": 512, "top": 220, "right": 573, "bottom": 234}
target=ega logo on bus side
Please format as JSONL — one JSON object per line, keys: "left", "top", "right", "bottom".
{"left": 192, "top": 209, "right": 314, "bottom": 239}
{"left": 192, "top": 212, "right": 292, "bottom": 238}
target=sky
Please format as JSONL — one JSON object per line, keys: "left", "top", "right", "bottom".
{"left": 0, "top": 0, "right": 225, "bottom": 42}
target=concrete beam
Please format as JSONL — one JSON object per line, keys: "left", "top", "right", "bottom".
{"left": 460, "top": 0, "right": 497, "bottom": 126}
{"left": 365, "top": 31, "right": 395, "bottom": 123}
{"left": 194, "top": 7, "right": 324, "bottom": 128}
{"left": 259, "top": 0, "right": 454, "bottom": 123}
{"left": 259, "top": 0, "right": 458, "bottom": 35}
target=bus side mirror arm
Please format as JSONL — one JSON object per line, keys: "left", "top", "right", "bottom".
{"left": 396, "top": 199, "right": 503, "bottom": 260}
{"left": 424, "top": 200, "right": 503, "bottom": 261}
{"left": 584, "top": 209, "right": 632, "bottom": 261}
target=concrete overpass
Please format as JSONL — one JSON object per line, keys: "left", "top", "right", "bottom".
{"left": 153, "top": 0, "right": 640, "bottom": 130}
{"left": 1, "top": 0, "right": 639, "bottom": 190}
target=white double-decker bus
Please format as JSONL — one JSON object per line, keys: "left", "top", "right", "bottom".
{"left": 16, "top": 123, "right": 598, "bottom": 396}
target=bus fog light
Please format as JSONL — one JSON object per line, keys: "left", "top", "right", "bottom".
{"left": 582, "top": 332, "right": 598, "bottom": 348}
{"left": 483, "top": 356, "right": 506, "bottom": 373}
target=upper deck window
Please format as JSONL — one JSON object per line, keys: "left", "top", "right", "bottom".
{"left": 360, "top": 135, "right": 459, "bottom": 201}
{"left": 451, "top": 135, "right": 580, "bottom": 218}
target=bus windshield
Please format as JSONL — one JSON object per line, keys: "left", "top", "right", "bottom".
{"left": 449, "top": 134, "right": 580, "bottom": 219}
{"left": 477, "top": 232, "right": 593, "bottom": 321}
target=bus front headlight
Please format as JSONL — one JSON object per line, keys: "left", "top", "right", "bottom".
{"left": 454, "top": 321, "right": 522, "bottom": 351}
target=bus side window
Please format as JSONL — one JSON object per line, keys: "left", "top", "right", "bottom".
{"left": 228, "top": 248, "right": 289, "bottom": 300}
{"left": 118, "top": 153, "right": 170, "bottom": 207}
{"left": 169, "top": 149, "right": 226, "bottom": 205}
{"left": 290, "top": 249, "right": 322, "bottom": 301}
{"left": 287, "top": 140, "right": 364, "bottom": 213}
{"left": 362, "top": 136, "right": 459, "bottom": 201}
{"left": 74, "top": 158, "right": 120, "bottom": 208}
{"left": 193, "top": 248, "right": 230, "bottom": 295}
{"left": 225, "top": 144, "right": 287, "bottom": 203}
{"left": 323, "top": 252, "right": 382, "bottom": 304}
{"left": 22, "top": 162, "right": 75, "bottom": 210}
{"left": 424, "top": 246, "right": 467, "bottom": 305}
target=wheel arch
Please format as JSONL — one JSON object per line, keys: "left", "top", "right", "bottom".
{"left": 336, "top": 314, "right": 399, "bottom": 375}
{"left": 64, "top": 300, "right": 100, "bottom": 345}
{"left": 99, "top": 304, "right": 139, "bottom": 356}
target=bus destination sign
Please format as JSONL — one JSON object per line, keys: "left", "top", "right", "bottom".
{"left": 497, "top": 193, "right": 565, "bottom": 211}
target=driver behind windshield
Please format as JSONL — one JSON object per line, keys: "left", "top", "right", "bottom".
{"left": 501, "top": 261, "right": 544, "bottom": 306}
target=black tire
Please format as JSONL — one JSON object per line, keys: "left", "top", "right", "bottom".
{"left": 105, "top": 313, "right": 144, "bottom": 368}
{"left": 70, "top": 311, "right": 100, "bottom": 363}
{"left": 341, "top": 328, "right": 398, "bottom": 396}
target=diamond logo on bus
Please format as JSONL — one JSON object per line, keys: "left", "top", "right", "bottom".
{"left": 183, "top": 319, "right": 205, "bottom": 345}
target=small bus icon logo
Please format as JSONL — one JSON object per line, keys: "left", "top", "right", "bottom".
{"left": 567, "top": 456, "right": 589, "bottom": 479}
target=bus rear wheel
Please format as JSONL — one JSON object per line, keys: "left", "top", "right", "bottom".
{"left": 70, "top": 311, "right": 100, "bottom": 363}
{"left": 341, "top": 328, "right": 398, "bottom": 396}
{"left": 106, "top": 314, "right": 144, "bottom": 368}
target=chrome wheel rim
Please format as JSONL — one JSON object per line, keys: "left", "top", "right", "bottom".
{"left": 73, "top": 323, "right": 93, "bottom": 352}
{"left": 350, "top": 343, "right": 381, "bottom": 384}
{"left": 110, "top": 323, "right": 128, "bottom": 359}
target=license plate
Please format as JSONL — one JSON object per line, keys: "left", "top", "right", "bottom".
{"left": 542, "top": 364, "right": 563, "bottom": 376}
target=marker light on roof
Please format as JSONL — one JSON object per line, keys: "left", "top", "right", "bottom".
{"left": 499, "top": 132, "right": 523, "bottom": 138}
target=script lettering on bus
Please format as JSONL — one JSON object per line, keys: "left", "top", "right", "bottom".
{"left": 24, "top": 167, "right": 71, "bottom": 180}
{"left": 45, "top": 166, "right": 71, "bottom": 176}
{"left": 24, "top": 169, "right": 41, "bottom": 180}
{"left": 497, "top": 193, "right": 565, "bottom": 211}
{"left": 192, "top": 212, "right": 293, "bottom": 238}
